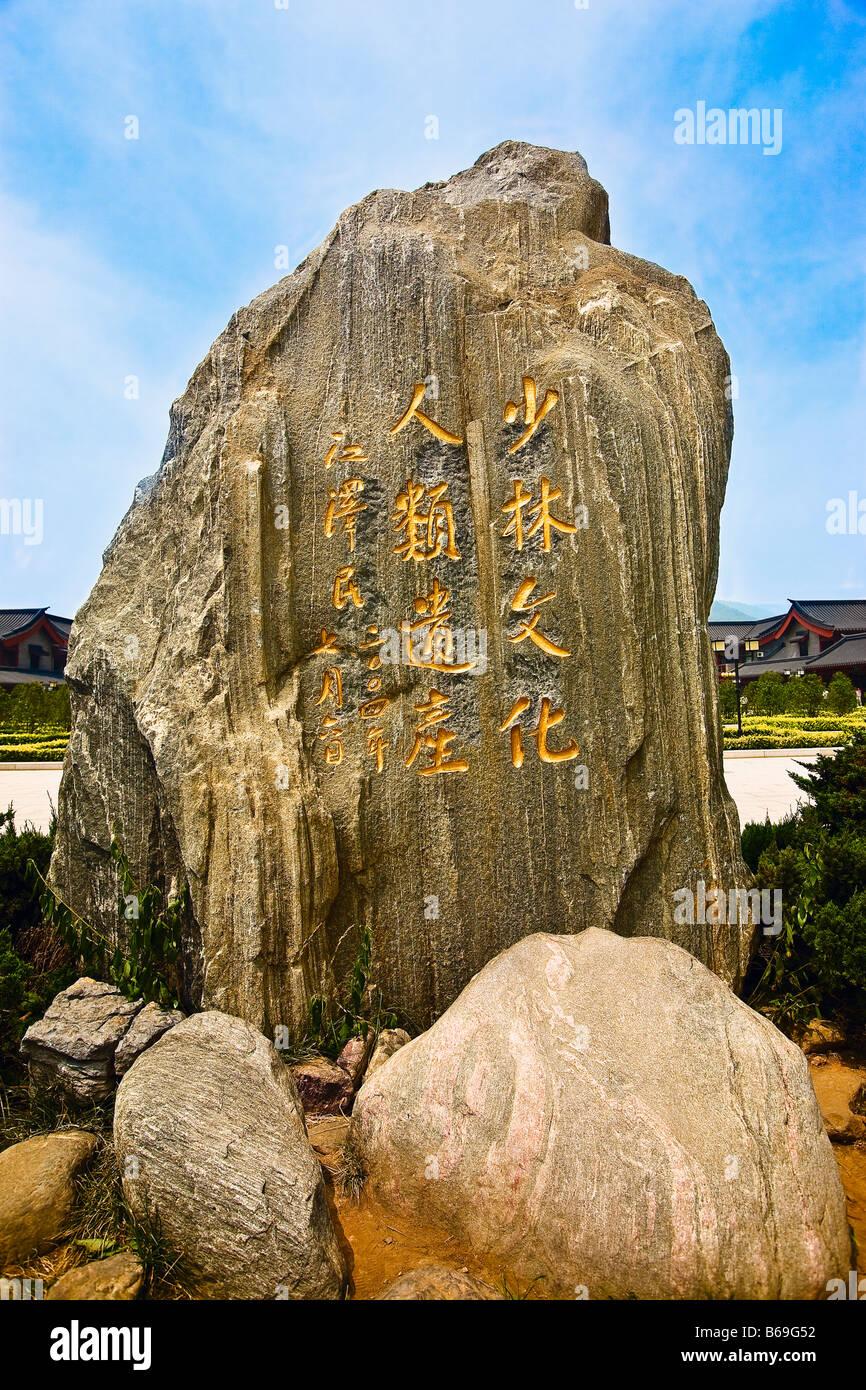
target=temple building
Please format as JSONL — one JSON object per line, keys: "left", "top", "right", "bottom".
{"left": 0, "top": 609, "right": 72, "bottom": 689}
{"left": 709, "top": 599, "right": 866, "bottom": 692}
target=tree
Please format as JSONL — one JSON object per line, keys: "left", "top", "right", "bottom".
{"left": 785, "top": 673, "right": 824, "bottom": 717}
{"left": 748, "top": 732, "right": 866, "bottom": 1028}
{"left": 826, "top": 671, "right": 857, "bottom": 714}
{"left": 717, "top": 678, "right": 738, "bottom": 721}
{"left": 749, "top": 670, "right": 787, "bottom": 716}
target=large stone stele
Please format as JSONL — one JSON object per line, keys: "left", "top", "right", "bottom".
{"left": 50, "top": 140, "right": 748, "bottom": 1038}
{"left": 351, "top": 929, "right": 851, "bottom": 1300}
{"left": 113, "top": 1011, "right": 348, "bottom": 1300}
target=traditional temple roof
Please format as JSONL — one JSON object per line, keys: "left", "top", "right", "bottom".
{"left": 0, "top": 609, "right": 72, "bottom": 642}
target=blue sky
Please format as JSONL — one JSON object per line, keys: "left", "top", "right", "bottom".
{"left": 1, "top": 0, "right": 864, "bottom": 618}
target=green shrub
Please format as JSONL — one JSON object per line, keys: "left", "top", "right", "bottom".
{"left": 784, "top": 673, "right": 825, "bottom": 716}
{"left": 826, "top": 671, "right": 857, "bottom": 715}
{"left": 746, "top": 732, "right": 866, "bottom": 1028}
{"left": 748, "top": 671, "right": 788, "bottom": 716}
{"left": 717, "top": 679, "right": 738, "bottom": 722}
{"left": 0, "top": 809, "right": 73, "bottom": 1081}
{"left": 741, "top": 813, "right": 799, "bottom": 873}
{"left": 0, "top": 807, "right": 53, "bottom": 943}
{"left": 32, "top": 841, "right": 187, "bottom": 1009}
{"left": 0, "top": 683, "right": 70, "bottom": 733}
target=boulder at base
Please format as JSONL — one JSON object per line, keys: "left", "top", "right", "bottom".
{"left": 0, "top": 1130, "right": 98, "bottom": 1266}
{"left": 377, "top": 1264, "right": 503, "bottom": 1300}
{"left": 113, "top": 1011, "right": 347, "bottom": 1299}
{"left": 114, "top": 1001, "right": 185, "bottom": 1076}
{"left": 351, "top": 928, "right": 850, "bottom": 1300}
{"left": 46, "top": 1252, "right": 144, "bottom": 1300}
{"left": 20, "top": 978, "right": 143, "bottom": 1106}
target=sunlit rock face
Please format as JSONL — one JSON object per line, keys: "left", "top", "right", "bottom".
{"left": 50, "top": 142, "right": 748, "bottom": 1035}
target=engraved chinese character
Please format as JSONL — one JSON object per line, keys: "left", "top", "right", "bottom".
{"left": 332, "top": 565, "right": 364, "bottom": 610}
{"left": 315, "top": 666, "right": 343, "bottom": 708}
{"left": 324, "top": 478, "right": 367, "bottom": 552}
{"left": 401, "top": 578, "right": 477, "bottom": 671}
{"left": 360, "top": 625, "right": 386, "bottom": 670}
{"left": 392, "top": 478, "right": 460, "bottom": 562}
{"left": 501, "top": 477, "right": 577, "bottom": 552}
{"left": 312, "top": 629, "right": 340, "bottom": 656}
{"left": 507, "top": 577, "right": 571, "bottom": 658}
{"left": 499, "top": 695, "right": 579, "bottom": 767}
{"left": 504, "top": 376, "right": 558, "bottom": 452}
{"left": 390, "top": 383, "right": 462, "bottom": 446}
{"left": 324, "top": 431, "right": 368, "bottom": 470}
{"left": 318, "top": 714, "right": 345, "bottom": 765}
{"left": 406, "top": 689, "right": 469, "bottom": 775}
{"left": 359, "top": 696, "right": 390, "bottom": 719}
{"left": 365, "top": 725, "right": 387, "bottom": 774}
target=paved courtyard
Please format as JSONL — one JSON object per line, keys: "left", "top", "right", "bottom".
{"left": 0, "top": 753, "right": 823, "bottom": 837}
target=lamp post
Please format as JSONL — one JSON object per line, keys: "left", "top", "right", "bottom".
{"left": 712, "top": 636, "right": 760, "bottom": 737}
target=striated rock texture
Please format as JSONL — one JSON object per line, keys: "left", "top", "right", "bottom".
{"left": 51, "top": 141, "right": 748, "bottom": 1037}
{"left": 113, "top": 1000, "right": 185, "bottom": 1076}
{"left": 351, "top": 929, "right": 851, "bottom": 1301}
{"left": 20, "top": 978, "right": 143, "bottom": 1106}
{"left": 113, "top": 1011, "right": 347, "bottom": 1300}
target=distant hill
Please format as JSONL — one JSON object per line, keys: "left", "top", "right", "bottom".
{"left": 709, "top": 601, "right": 782, "bottom": 623}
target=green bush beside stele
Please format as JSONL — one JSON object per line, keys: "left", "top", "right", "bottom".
{"left": 743, "top": 731, "right": 866, "bottom": 1031}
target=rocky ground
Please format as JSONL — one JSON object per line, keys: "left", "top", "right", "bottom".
{"left": 1, "top": 934, "right": 863, "bottom": 1301}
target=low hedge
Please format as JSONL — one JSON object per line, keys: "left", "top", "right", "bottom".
{"left": 0, "top": 741, "right": 68, "bottom": 762}
{"left": 724, "top": 732, "right": 847, "bottom": 750}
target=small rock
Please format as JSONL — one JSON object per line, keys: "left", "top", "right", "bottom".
{"left": 378, "top": 1264, "right": 503, "bottom": 1300}
{"left": 365, "top": 1028, "right": 411, "bottom": 1081}
{"left": 0, "top": 1130, "right": 98, "bottom": 1266}
{"left": 798, "top": 1019, "right": 847, "bottom": 1056}
{"left": 810, "top": 1061, "right": 866, "bottom": 1143}
{"left": 115, "top": 1001, "right": 185, "bottom": 1076}
{"left": 114, "top": 1011, "right": 347, "bottom": 1299}
{"left": 20, "top": 978, "right": 142, "bottom": 1107}
{"left": 290, "top": 1056, "right": 354, "bottom": 1116}
{"left": 336, "top": 1030, "right": 374, "bottom": 1086}
{"left": 46, "top": 1251, "right": 144, "bottom": 1300}
{"left": 306, "top": 1115, "right": 351, "bottom": 1160}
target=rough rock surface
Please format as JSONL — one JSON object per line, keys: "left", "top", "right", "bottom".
{"left": 377, "top": 1264, "right": 503, "bottom": 1300}
{"left": 306, "top": 1115, "right": 350, "bottom": 1162}
{"left": 114, "top": 1001, "right": 185, "bottom": 1076}
{"left": 20, "top": 979, "right": 142, "bottom": 1105}
{"left": 351, "top": 928, "right": 850, "bottom": 1300}
{"left": 113, "top": 1011, "right": 347, "bottom": 1299}
{"left": 51, "top": 141, "right": 748, "bottom": 1035}
{"left": 0, "top": 1130, "right": 98, "bottom": 1266}
{"left": 365, "top": 1028, "right": 411, "bottom": 1080}
{"left": 46, "top": 1252, "right": 144, "bottom": 1300}
{"left": 290, "top": 1055, "right": 354, "bottom": 1115}
{"left": 336, "top": 1031, "right": 374, "bottom": 1086}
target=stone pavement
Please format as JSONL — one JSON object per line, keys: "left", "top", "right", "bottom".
{"left": 722, "top": 752, "right": 820, "bottom": 827}
{"left": 0, "top": 767, "right": 63, "bottom": 832}
{"left": 0, "top": 754, "right": 822, "bottom": 838}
